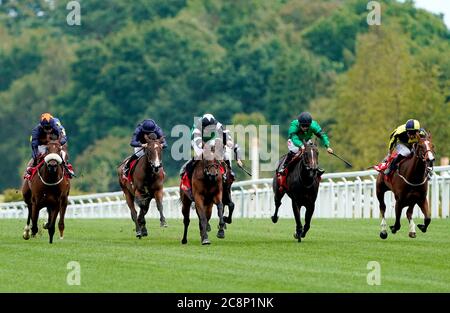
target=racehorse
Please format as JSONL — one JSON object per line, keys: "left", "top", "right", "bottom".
{"left": 118, "top": 134, "right": 166, "bottom": 239}
{"left": 272, "top": 141, "right": 321, "bottom": 242}
{"left": 22, "top": 140, "right": 70, "bottom": 243}
{"left": 181, "top": 142, "right": 225, "bottom": 245}
{"left": 376, "top": 133, "right": 435, "bottom": 239}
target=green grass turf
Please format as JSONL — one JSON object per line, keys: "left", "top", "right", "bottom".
{"left": 0, "top": 218, "right": 449, "bottom": 292}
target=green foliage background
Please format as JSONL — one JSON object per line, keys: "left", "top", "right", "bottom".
{"left": 0, "top": 0, "right": 448, "bottom": 194}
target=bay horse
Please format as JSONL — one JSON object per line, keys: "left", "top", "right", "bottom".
{"left": 272, "top": 141, "right": 320, "bottom": 242}
{"left": 118, "top": 135, "right": 166, "bottom": 239}
{"left": 22, "top": 140, "right": 70, "bottom": 243}
{"left": 376, "top": 133, "right": 435, "bottom": 239}
{"left": 181, "top": 142, "right": 225, "bottom": 245}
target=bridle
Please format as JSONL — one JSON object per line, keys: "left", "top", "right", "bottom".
{"left": 145, "top": 141, "right": 163, "bottom": 174}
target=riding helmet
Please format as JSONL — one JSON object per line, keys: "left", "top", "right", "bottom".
{"left": 40, "top": 112, "right": 55, "bottom": 127}
{"left": 298, "top": 112, "right": 312, "bottom": 127}
{"left": 202, "top": 113, "right": 217, "bottom": 128}
{"left": 405, "top": 119, "right": 420, "bottom": 131}
{"left": 142, "top": 119, "right": 156, "bottom": 133}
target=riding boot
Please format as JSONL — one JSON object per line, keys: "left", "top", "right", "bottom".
{"left": 278, "top": 152, "right": 295, "bottom": 174}
{"left": 123, "top": 154, "right": 138, "bottom": 177}
{"left": 384, "top": 155, "right": 404, "bottom": 175}
{"left": 317, "top": 168, "right": 325, "bottom": 176}
{"left": 186, "top": 159, "right": 196, "bottom": 181}
{"left": 26, "top": 158, "right": 37, "bottom": 175}
{"left": 63, "top": 162, "right": 76, "bottom": 178}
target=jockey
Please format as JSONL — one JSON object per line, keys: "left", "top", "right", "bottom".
{"left": 27, "top": 113, "right": 75, "bottom": 177}
{"left": 383, "top": 119, "right": 421, "bottom": 175}
{"left": 180, "top": 113, "right": 243, "bottom": 180}
{"left": 278, "top": 112, "right": 333, "bottom": 175}
{"left": 123, "top": 119, "right": 167, "bottom": 177}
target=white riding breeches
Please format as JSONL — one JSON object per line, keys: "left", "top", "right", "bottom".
{"left": 395, "top": 143, "right": 411, "bottom": 157}
{"left": 287, "top": 139, "right": 300, "bottom": 153}
{"left": 134, "top": 147, "right": 145, "bottom": 158}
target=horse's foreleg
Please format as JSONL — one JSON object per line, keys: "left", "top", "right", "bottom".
{"left": 376, "top": 180, "right": 388, "bottom": 239}
{"left": 123, "top": 189, "right": 141, "bottom": 238}
{"left": 301, "top": 203, "right": 315, "bottom": 238}
{"left": 216, "top": 202, "right": 225, "bottom": 239}
{"left": 47, "top": 207, "right": 59, "bottom": 244}
{"left": 272, "top": 192, "right": 282, "bottom": 224}
{"left": 406, "top": 205, "right": 416, "bottom": 238}
{"left": 137, "top": 197, "right": 151, "bottom": 237}
{"left": 181, "top": 194, "right": 191, "bottom": 244}
{"left": 155, "top": 190, "right": 167, "bottom": 227}
{"left": 58, "top": 198, "right": 68, "bottom": 240}
{"left": 417, "top": 198, "right": 431, "bottom": 233}
{"left": 196, "top": 202, "right": 210, "bottom": 245}
{"left": 390, "top": 201, "right": 404, "bottom": 234}
{"left": 292, "top": 202, "right": 302, "bottom": 242}
{"left": 30, "top": 202, "right": 40, "bottom": 237}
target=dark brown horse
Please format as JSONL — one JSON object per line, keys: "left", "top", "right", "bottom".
{"left": 181, "top": 144, "right": 225, "bottom": 245}
{"left": 22, "top": 140, "right": 70, "bottom": 243}
{"left": 272, "top": 141, "right": 320, "bottom": 242}
{"left": 118, "top": 135, "right": 166, "bottom": 239}
{"left": 376, "top": 134, "right": 435, "bottom": 239}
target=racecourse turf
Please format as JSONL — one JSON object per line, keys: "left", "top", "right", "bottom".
{"left": 0, "top": 218, "right": 449, "bottom": 292}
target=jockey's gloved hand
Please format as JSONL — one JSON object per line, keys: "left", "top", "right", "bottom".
{"left": 237, "top": 159, "right": 243, "bottom": 167}
{"left": 327, "top": 147, "right": 334, "bottom": 154}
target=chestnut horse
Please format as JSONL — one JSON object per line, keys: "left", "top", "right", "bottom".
{"left": 376, "top": 134, "right": 435, "bottom": 239}
{"left": 272, "top": 141, "right": 321, "bottom": 242}
{"left": 118, "top": 135, "right": 166, "bottom": 239}
{"left": 22, "top": 140, "right": 70, "bottom": 243}
{"left": 181, "top": 143, "right": 225, "bottom": 245}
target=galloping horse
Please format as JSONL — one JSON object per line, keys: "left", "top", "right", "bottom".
{"left": 118, "top": 134, "right": 166, "bottom": 239}
{"left": 22, "top": 140, "right": 70, "bottom": 243}
{"left": 181, "top": 142, "right": 225, "bottom": 245}
{"left": 272, "top": 141, "right": 321, "bottom": 242}
{"left": 376, "top": 133, "right": 435, "bottom": 239}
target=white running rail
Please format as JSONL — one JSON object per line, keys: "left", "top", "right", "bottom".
{"left": 1, "top": 166, "right": 449, "bottom": 220}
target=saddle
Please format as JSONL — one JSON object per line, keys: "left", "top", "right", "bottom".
{"left": 123, "top": 157, "right": 141, "bottom": 182}
{"left": 276, "top": 153, "right": 303, "bottom": 193}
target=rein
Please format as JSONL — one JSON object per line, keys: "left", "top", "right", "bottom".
{"left": 37, "top": 165, "right": 64, "bottom": 186}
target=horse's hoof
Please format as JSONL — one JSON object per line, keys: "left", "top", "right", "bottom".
{"left": 293, "top": 232, "right": 302, "bottom": 241}
{"left": 223, "top": 216, "right": 232, "bottom": 224}
{"left": 136, "top": 231, "right": 142, "bottom": 239}
{"left": 43, "top": 223, "right": 49, "bottom": 230}
{"left": 271, "top": 215, "right": 278, "bottom": 224}
{"left": 60, "top": 237, "right": 64, "bottom": 240}
{"left": 380, "top": 231, "right": 388, "bottom": 239}
{"left": 409, "top": 232, "right": 416, "bottom": 238}
{"left": 389, "top": 226, "right": 398, "bottom": 234}
{"left": 160, "top": 221, "right": 168, "bottom": 228}
{"left": 217, "top": 230, "right": 225, "bottom": 239}
{"left": 206, "top": 224, "right": 211, "bottom": 232}
{"left": 202, "top": 239, "right": 211, "bottom": 245}
{"left": 141, "top": 227, "right": 148, "bottom": 237}
{"left": 181, "top": 239, "right": 187, "bottom": 244}
{"left": 301, "top": 232, "right": 307, "bottom": 238}
{"left": 417, "top": 224, "right": 427, "bottom": 233}
{"left": 23, "top": 233, "right": 30, "bottom": 240}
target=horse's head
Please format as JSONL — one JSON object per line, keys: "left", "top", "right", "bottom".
{"left": 45, "top": 140, "right": 63, "bottom": 174}
{"left": 301, "top": 141, "right": 319, "bottom": 178}
{"left": 201, "top": 139, "right": 222, "bottom": 182}
{"left": 415, "top": 132, "right": 435, "bottom": 168}
{"left": 144, "top": 134, "right": 164, "bottom": 173}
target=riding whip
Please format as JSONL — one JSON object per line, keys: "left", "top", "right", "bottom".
{"left": 330, "top": 152, "right": 353, "bottom": 168}
{"left": 237, "top": 163, "right": 252, "bottom": 176}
